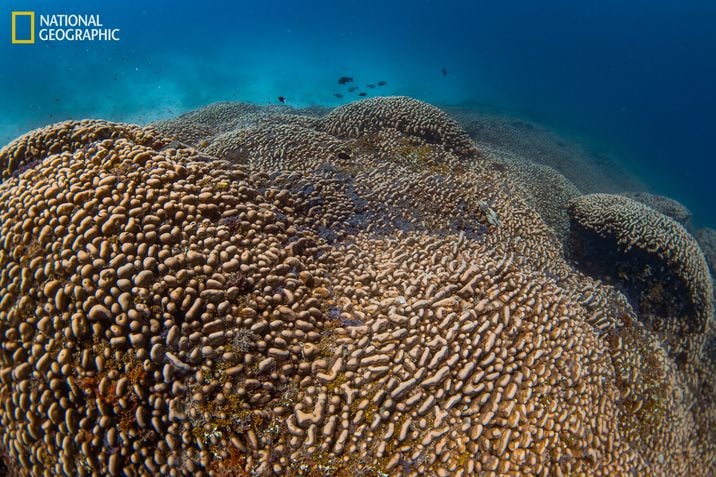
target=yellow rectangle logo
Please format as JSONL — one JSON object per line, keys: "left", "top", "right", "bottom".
{"left": 11, "top": 11, "right": 35, "bottom": 44}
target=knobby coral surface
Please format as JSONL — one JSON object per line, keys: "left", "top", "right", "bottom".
{"left": 568, "top": 193, "right": 712, "bottom": 357}
{"left": 621, "top": 192, "right": 693, "bottom": 228}
{"left": 0, "top": 98, "right": 713, "bottom": 477}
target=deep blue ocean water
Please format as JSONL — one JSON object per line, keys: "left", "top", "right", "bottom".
{"left": 1, "top": 0, "right": 714, "bottom": 227}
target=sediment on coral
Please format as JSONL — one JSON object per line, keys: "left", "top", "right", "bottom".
{"left": 0, "top": 98, "right": 713, "bottom": 477}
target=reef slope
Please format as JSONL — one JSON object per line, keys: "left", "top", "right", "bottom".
{"left": 0, "top": 97, "right": 713, "bottom": 476}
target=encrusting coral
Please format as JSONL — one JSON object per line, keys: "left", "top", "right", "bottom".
{"left": 0, "top": 97, "right": 713, "bottom": 477}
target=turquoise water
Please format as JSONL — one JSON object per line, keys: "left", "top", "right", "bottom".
{"left": 1, "top": 0, "right": 715, "bottom": 226}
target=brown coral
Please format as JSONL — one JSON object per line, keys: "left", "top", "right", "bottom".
{"left": 696, "top": 227, "right": 716, "bottom": 277}
{"left": 477, "top": 143, "right": 581, "bottom": 239}
{"left": 317, "top": 96, "right": 478, "bottom": 158}
{"left": 0, "top": 100, "right": 713, "bottom": 477}
{"left": 621, "top": 192, "right": 693, "bottom": 228}
{"left": 568, "top": 193, "right": 713, "bottom": 355}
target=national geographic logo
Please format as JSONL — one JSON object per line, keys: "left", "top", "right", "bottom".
{"left": 11, "top": 11, "right": 120, "bottom": 44}
{"left": 11, "top": 11, "right": 34, "bottom": 44}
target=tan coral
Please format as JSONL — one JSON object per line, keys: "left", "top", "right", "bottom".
{"left": 478, "top": 143, "right": 581, "bottom": 239}
{"left": 152, "top": 102, "right": 322, "bottom": 147}
{"left": 0, "top": 99, "right": 713, "bottom": 477}
{"left": 622, "top": 192, "right": 693, "bottom": 227}
{"left": 204, "top": 123, "right": 349, "bottom": 171}
{"left": 317, "top": 96, "right": 478, "bottom": 158}
{"left": 569, "top": 193, "right": 713, "bottom": 354}
{"left": 0, "top": 119, "right": 164, "bottom": 180}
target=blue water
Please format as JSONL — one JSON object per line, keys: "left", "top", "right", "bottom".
{"left": 1, "top": 0, "right": 715, "bottom": 227}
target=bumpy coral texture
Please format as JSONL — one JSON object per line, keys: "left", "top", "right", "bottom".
{"left": 621, "top": 192, "right": 693, "bottom": 228}
{"left": 0, "top": 98, "right": 713, "bottom": 477}
{"left": 568, "top": 194, "right": 712, "bottom": 347}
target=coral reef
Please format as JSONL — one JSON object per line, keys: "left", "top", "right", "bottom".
{"left": 317, "top": 96, "right": 478, "bottom": 158}
{"left": 621, "top": 192, "right": 693, "bottom": 228}
{"left": 153, "top": 102, "right": 324, "bottom": 148}
{"left": 476, "top": 143, "right": 581, "bottom": 240}
{"left": 0, "top": 98, "right": 713, "bottom": 477}
{"left": 568, "top": 194, "right": 712, "bottom": 358}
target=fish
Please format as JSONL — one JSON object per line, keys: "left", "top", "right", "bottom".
{"left": 358, "top": 92, "right": 367, "bottom": 97}
{"left": 377, "top": 81, "right": 387, "bottom": 86}
{"left": 367, "top": 84, "right": 376, "bottom": 89}
{"left": 334, "top": 93, "right": 344, "bottom": 98}
{"left": 337, "top": 151, "right": 351, "bottom": 160}
{"left": 348, "top": 86, "right": 358, "bottom": 92}
{"left": 442, "top": 68, "right": 447, "bottom": 76}
{"left": 278, "top": 96, "right": 286, "bottom": 103}
{"left": 338, "top": 76, "right": 354, "bottom": 85}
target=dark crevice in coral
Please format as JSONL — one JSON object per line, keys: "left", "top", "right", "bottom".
{"left": 567, "top": 221, "right": 699, "bottom": 335}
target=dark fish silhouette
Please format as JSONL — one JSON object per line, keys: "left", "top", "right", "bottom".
{"left": 367, "top": 84, "right": 376, "bottom": 89}
{"left": 377, "top": 81, "right": 387, "bottom": 86}
{"left": 338, "top": 76, "right": 354, "bottom": 85}
{"left": 358, "top": 92, "right": 367, "bottom": 97}
{"left": 337, "top": 151, "right": 351, "bottom": 160}
{"left": 348, "top": 86, "right": 358, "bottom": 92}
{"left": 278, "top": 96, "right": 286, "bottom": 103}
{"left": 334, "top": 93, "right": 344, "bottom": 98}
{"left": 442, "top": 68, "right": 447, "bottom": 76}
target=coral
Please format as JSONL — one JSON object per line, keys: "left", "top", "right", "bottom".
{"left": 478, "top": 143, "right": 581, "bottom": 239}
{"left": 621, "top": 192, "right": 693, "bottom": 228}
{"left": 0, "top": 100, "right": 713, "bottom": 477}
{"left": 317, "top": 96, "right": 478, "bottom": 158}
{"left": 0, "top": 119, "right": 165, "bottom": 181}
{"left": 695, "top": 227, "right": 716, "bottom": 277}
{"left": 568, "top": 194, "right": 713, "bottom": 356}
{"left": 203, "top": 123, "right": 349, "bottom": 171}
{"left": 152, "top": 102, "right": 323, "bottom": 148}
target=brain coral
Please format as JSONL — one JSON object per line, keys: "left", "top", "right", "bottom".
{"left": 568, "top": 194, "right": 713, "bottom": 354}
{"left": 621, "top": 192, "right": 693, "bottom": 228}
{"left": 0, "top": 99, "right": 714, "bottom": 477}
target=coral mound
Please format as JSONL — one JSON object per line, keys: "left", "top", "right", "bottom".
{"left": 0, "top": 119, "right": 163, "bottom": 180}
{"left": 317, "top": 96, "right": 478, "bottom": 158}
{"left": 153, "top": 102, "right": 323, "bottom": 148}
{"left": 621, "top": 192, "right": 693, "bottom": 228}
{"left": 0, "top": 100, "right": 714, "bottom": 477}
{"left": 568, "top": 193, "right": 712, "bottom": 352}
